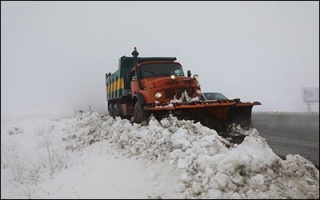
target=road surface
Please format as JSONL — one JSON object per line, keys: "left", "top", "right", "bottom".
{"left": 252, "top": 112, "right": 319, "bottom": 168}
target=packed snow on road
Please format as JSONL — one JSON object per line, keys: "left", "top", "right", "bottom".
{"left": 1, "top": 111, "right": 319, "bottom": 199}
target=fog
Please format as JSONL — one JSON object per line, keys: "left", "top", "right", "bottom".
{"left": 1, "top": 1, "right": 319, "bottom": 114}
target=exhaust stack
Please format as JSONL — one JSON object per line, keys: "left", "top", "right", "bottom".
{"left": 132, "top": 47, "right": 143, "bottom": 90}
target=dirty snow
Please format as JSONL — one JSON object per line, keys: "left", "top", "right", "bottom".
{"left": 1, "top": 111, "right": 319, "bottom": 199}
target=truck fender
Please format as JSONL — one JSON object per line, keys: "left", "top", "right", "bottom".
{"left": 132, "top": 93, "right": 150, "bottom": 123}
{"left": 133, "top": 93, "right": 146, "bottom": 106}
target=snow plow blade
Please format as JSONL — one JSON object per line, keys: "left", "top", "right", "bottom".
{"left": 199, "top": 100, "right": 261, "bottom": 132}
{"left": 145, "top": 100, "right": 261, "bottom": 133}
{"left": 226, "top": 101, "right": 261, "bottom": 129}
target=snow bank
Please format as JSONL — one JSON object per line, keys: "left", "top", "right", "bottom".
{"left": 1, "top": 111, "right": 318, "bottom": 198}
{"left": 61, "top": 111, "right": 319, "bottom": 199}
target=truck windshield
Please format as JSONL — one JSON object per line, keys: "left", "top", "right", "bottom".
{"left": 140, "top": 63, "right": 184, "bottom": 78}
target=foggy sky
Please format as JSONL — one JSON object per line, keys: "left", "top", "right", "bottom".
{"left": 1, "top": 1, "right": 319, "bottom": 114}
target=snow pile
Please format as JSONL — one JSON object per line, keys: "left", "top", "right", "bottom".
{"left": 61, "top": 111, "right": 319, "bottom": 199}
{"left": 1, "top": 111, "right": 319, "bottom": 198}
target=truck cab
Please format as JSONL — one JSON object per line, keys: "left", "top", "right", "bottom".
{"left": 131, "top": 60, "right": 201, "bottom": 105}
{"left": 129, "top": 48, "right": 202, "bottom": 123}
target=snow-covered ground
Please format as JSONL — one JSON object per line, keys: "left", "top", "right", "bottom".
{"left": 1, "top": 111, "right": 319, "bottom": 199}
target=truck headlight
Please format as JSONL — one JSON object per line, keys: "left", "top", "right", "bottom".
{"left": 154, "top": 92, "right": 162, "bottom": 99}
{"left": 193, "top": 74, "right": 199, "bottom": 80}
{"left": 196, "top": 89, "right": 201, "bottom": 96}
{"left": 170, "top": 74, "right": 176, "bottom": 80}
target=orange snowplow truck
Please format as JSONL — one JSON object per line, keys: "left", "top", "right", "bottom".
{"left": 105, "top": 48, "right": 261, "bottom": 132}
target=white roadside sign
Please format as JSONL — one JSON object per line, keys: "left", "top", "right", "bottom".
{"left": 301, "top": 88, "right": 319, "bottom": 103}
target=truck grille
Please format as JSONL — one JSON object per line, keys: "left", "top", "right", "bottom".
{"left": 164, "top": 88, "right": 193, "bottom": 99}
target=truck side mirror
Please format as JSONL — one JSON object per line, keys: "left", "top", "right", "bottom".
{"left": 187, "top": 70, "right": 191, "bottom": 77}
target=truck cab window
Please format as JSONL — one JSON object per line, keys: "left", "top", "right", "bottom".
{"left": 140, "top": 63, "right": 184, "bottom": 78}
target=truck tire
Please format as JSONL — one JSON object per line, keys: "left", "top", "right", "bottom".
{"left": 108, "top": 103, "right": 114, "bottom": 117}
{"left": 133, "top": 102, "right": 147, "bottom": 123}
{"left": 114, "top": 103, "right": 120, "bottom": 117}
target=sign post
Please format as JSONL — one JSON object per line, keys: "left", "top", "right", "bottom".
{"left": 301, "top": 88, "right": 319, "bottom": 112}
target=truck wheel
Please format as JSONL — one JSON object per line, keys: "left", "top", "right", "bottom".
{"left": 114, "top": 104, "right": 120, "bottom": 117}
{"left": 134, "top": 102, "right": 147, "bottom": 123}
{"left": 108, "top": 103, "right": 114, "bottom": 117}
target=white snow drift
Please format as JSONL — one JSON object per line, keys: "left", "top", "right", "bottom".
{"left": 1, "top": 111, "right": 319, "bottom": 199}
